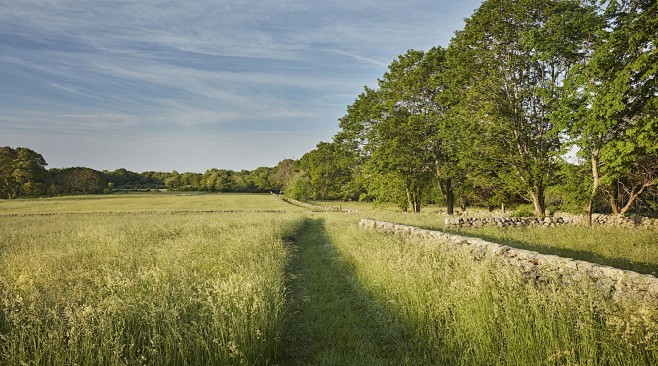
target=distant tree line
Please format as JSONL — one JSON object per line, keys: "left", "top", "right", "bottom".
{"left": 274, "top": 0, "right": 657, "bottom": 220}
{"left": 0, "top": 146, "right": 284, "bottom": 198}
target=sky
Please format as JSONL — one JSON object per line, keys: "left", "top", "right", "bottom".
{"left": 1, "top": 0, "right": 483, "bottom": 173}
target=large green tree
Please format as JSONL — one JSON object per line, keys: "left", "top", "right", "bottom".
{"left": 0, "top": 146, "right": 50, "bottom": 199}
{"left": 448, "top": 0, "right": 599, "bottom": 216}
{"left": 51, "top": 167, "right": 106, "bottom": 194}
{"left": 562, "top": 0, "right": 658, "bottom": 219}
{"left": 336, "top": 48, "right": 457, "bottom": 212}
{"left": 296, "top": 142, "right": 356, "bottom": 200}
{"left": 271, "top": 159, "right": 295, "bottom": 194}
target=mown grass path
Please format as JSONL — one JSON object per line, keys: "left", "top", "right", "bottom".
{"left": 281, "top": 218, "right": 412, "bottom": 366}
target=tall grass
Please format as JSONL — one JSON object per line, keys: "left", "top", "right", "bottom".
{"left": 0, "top": 212, "right": 303, "bottom": 365}
{"left": 2, "top": 195, "right": 657, "bottom": 365}
{"left": 323, "top": 214, "right": 658, "bottom": 365}
{"left": 0, "top": 192, "right": 304, "bottom": 215}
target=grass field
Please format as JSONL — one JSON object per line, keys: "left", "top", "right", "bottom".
{"left": 0, "top": 193, "right": 306, "bottom": 215}
{"left": 1, "top": 194, "right": 657, "bottom": 365}
{"left": 0, "top": 198, "right": 304, "bottom": 365}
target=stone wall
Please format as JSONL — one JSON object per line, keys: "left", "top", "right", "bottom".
{"left": 359, "top": 219, "right": 658, "bottom": 303}
{"left": 444, "top": 216, "right": 573, "bottom": 228}
{"left": 280, "top": 196, "right": 358, "bottom": 212}
{"left": 580, "top": 213, "right": 658, "bottom": 228}
{"left": 444, "top": 213, "right": 658, "bottom": 229}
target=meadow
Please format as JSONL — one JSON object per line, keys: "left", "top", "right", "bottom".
{"left": 0, "top": 195, "right": 304, "bottom": 365}
{"left": 1, "top": 194, "right": 657, "bottom": 365}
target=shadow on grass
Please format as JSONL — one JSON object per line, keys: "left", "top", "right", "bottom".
{"left": 437, "top": 227, "right": 658, "bottom": 277}
{"left": 281, "top": 218, "right": 429, "bottom": 366}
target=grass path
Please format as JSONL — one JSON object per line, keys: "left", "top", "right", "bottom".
{"left": 280, "top": 218, "right": 414, "bottom": 366}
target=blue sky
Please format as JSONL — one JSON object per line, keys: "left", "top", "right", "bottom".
{"left": 1, "top": 0, "right": 482, "bottom": 172}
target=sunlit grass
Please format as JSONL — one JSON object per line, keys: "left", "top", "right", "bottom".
{"left": 0, "top": 212, "right": 303, "bottom": 365}
{"left": 1, "top": 195, "right": 657, "bottom": 365}
{"left": 314, "top": 201, "right": 658, "bottom": 274}
{"left": 0, "top": 192, "right": 305, "bottom": 215}
{"left": 321, "top": 214, "right": 658, "bottom": 365}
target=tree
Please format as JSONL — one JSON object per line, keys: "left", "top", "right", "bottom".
{"left": 0, "top": 146, "right": 20, "bottom": 199}
{"left": 296, "top": 142, "right": 356, "bottom": 200}
{"left": 271, "top": 159, "right": 295, "bottom": 194}
{"left": 51, "top": 167, "right": 106, "bottom": 194}
{"left": 561, "top": 0, "right": 657, "bottom": 220}
{"left": 447, "top": 0, "right": 599, "bottom": 216}
{"left": 285, "top": 171, "right": 312, "bottom": 201}
{"left": 247, "top": 167, "right": 276, "bottom": 192}
{"left": 336, "top": 48, "right": 456, "bottom": 212}
{"left": 0, "top": 146, "right": 50, "bottom": 199}
{"left": 379, "top": 47, "right": 461, "bottom": 213}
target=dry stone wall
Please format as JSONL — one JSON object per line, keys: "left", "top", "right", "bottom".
{"left": 445, "top": 213, "right": 658, "bottom": 229}
{"left": 445, "top": 216, "right": 573, "bottom": 228}
{"left": 279, "top": 196, "right": 358, "bottom": 212}
{"left": 359, "top": 219, "right": 658, "bottom": 303}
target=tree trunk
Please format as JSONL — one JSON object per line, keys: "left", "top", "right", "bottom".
{"left": 608, "top": 187, "right": 620, "bottom": 215}
{"left": 530, "top": 185, "right": 546, "bottom": 217}
{"left": 445, "top": 178, "right": 454, "bottom": 215}
{"left": 405, "top": 189, "right": 413, "bottom": 212}
{"left": 3, "top": 177, "right": 15, "bottom": 199}
{"left": 584, "top": 199, "right": 593, "bottom": 227}
{"left": 586, "top": 149, "right": 601, "bottom": 227}
{"left": 501, "top": 202, "right": 505, "bottom": 213}
{"left": 405, "top": 189, "right": 422, "bottom": 213}
{"left": 412, "top": 191, "right": 422, "bottom": 213}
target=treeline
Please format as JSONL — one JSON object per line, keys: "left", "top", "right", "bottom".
{"left": 275, "top": 0, "right": 658, "bottom": 219}
{"left": 0, "top": 146, "right": 284, "bottom": 198}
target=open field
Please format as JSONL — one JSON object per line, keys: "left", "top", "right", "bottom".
{"left": 0, "top": 193, "right": 305, "bottom": 215}
{"left": 1, "top": 194, "right": 657, "bottom": 365}
{"left": 0, "top": 202, "right": 304, "bottom": 365}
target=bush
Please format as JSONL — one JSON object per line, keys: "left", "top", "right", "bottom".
{"left": 513, "top": 204, "right": 536, "bottom": 217}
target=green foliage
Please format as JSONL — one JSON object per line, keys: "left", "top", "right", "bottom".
{"left": 560, "top": 0, "right": 658, "bottom": 215}
{"left": 0, "top": 148, "right": 281, "bottom": 198}
{"left": 103, "top": 168, "right": 165, "bottom": 190}
{"left": 446, "top": 0, "right": 600, "bottom": 216}
{"left": 271, "top": 159, "right": 294, "bottom": 193}
{"left": 0, "top": 146, "right": 50, "bottom": 199}
{"left": 285, "top": 171, "right": 312, "bottom": 201}
{"left": 295, "top": 142, "right": 357, "bottom": 201}
{"left": 50, "top": 167, "right": 107, "bottom": 195}
{"left": 334, "top": 48, "right": 459, "bottom": 213}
